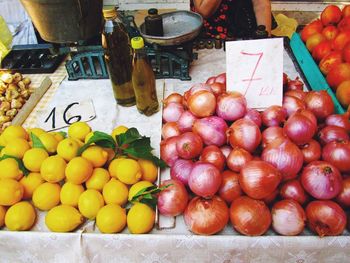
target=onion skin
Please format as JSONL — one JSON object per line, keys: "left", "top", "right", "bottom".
{"left": 282, "top": 96, "right": 306, "bottom": 117}
{"left": 244, "top": 108, "right": 262, "bottom": 128}
{"left": 200, "top": 145, "right": 226, "bottom": 171}
{"left": 176, "top": 132, "right": 203, "bottom": 160}
{"left": 216, "top": 92, "right": 247, "bottom": 121}
{"left": 229, "top": 196, "right": 271, "bottom": 236}
{"left": 187, "top": 90, "right": 216, "bottom": 118}
{"left": 162, "top": 102, "right": 184, "bottom": 123}
{"left": 322, "top": 140, "right": 350, "bottom": 173}
{"left": 336, "top": 177, "right": 350, "bottom": 208}
{"left": 226, "top": 147, "right": 253, "bottom": 173}
{"left": 160, "top": 136, "right": 179, "bottom": 167}
{"left": 299, "top": 139, "right": 322, "bottom": 164}
{"left": 306, "top": 200, "right": 347, "bottom": 237}
{"left": 163, "top": 93, "right": 183, "bottom": 105}
{"left": 261, "top": 126, "right": 286, "bottom": 148}
{"left": 170, "top": 159, "right": 194, "bottom": 186}
{"left": 184, "top": 195, "right": 229, "bottom": 235}
{"left": 215, "top": 73, "right": 226, "bottom": 84}
{"left": 272, "top": 199, "right": 306, "bottom": 236}
{"left": 325, "top": 112, "right": 350, "bottom": 132}
{"left": 161, "top": 122, "right": 181, "bottom": 139}
{"left": 218, "top": 170, "right": 242, "bottom": 204}
{"left": 206, "top": 76, "right": 216, "bottom": 84}
{"left": 261, "top": 105, "right": 287, "bottom": 127}
{"left": 177, "top": 111, "right": 197, "bottom": 133}
{"left": 304, "top": 90, "right": 334, "bottom": 121}
{"left": 209, "top": 82, "right": 226, "bottom": 97}
{"left": 287, "top": 77, "right": 304, "bottom": 91}
{"left": 193, "top": 116, "right": 228, "bottom": 147}
{"left": 280, "top": 179, "right": 309, "bottom": 205}
{"left": 318, "top": 125, "right": 350, "bottom": 145}
{"left": 284, "top": 90, "right": 306, "bottom": 101}
{"left": 239, "top": 160, "right": 282, "bottom": 200}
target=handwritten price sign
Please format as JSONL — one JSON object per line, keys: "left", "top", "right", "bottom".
{"left": 226, "top": 38, "right": 283, "bottom": 110}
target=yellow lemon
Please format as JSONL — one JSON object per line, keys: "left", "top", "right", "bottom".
{"left": 50, "top": 131, "right": 65, "bottom": 142}
{"left": 19, "top": 172, "right": 45, "bottom": 199}
{"left": 96, "top": 204, "right": 126, "bottom": 234}
{"left": 81, "top": 145, "right": 108, "bottom": 168}
{"left": 0, "top": 134, "right": 6, "bottom": 146}
{"left": 0, "top": 178, "right": 23, "bottom": 206}
{"left": 109, "top": 158, "right": 142, "bottom": 185}
{"left": 128, "top": 181, "right": 154, "bottom": 201}
{"left": 0, "top": 158, "right": 23, "bottom": 180}
{"left": 127, "top": 203, "right": 155, "bottom": 234}
{"left": 56, "top": 138, "right": 80, "bottom": 162}
{"left": 102, "top": 178, "right": 128, "bottom": 206}
{"left": 0, "top": 205, "right": 6, "bottom": 227}
{"left": 2, "top": 138, "right": 30, "bottom": 159}
{"left": 60, "top": 182, "right": 84, "bottom": 207}
{"left": 45, "top": 205, "right": 84, "bottom": 232}
{"left": 2, "top": 125, "right": 28, "bottom": 144}
{"left": 111, "top": 125, "right": 128, "bottom": 141}
{"left": 5, "top": 201, "right": 36, "bottom": 231}
{"left": 32, "top": 182, "right": 61, "bottom": 211}
{"left": 27, "top": 127, "right": 46, "bottom": 138}
{"left": 65, "top": 157, "right": 93, "bottom": 184}
{"left": 85, "top": 168, "right": 111, "bottom": 191}
{"left": 138, "top": 159, "right": 158, "bottom": 183}
{"left": 68, "top": 122, "right": 91, "bottom": 142}
{"left": 40, "top": 155, "right": 67, "bottom": 183}
{"left": 38, "top": 132, "right": 58, "bottom": 154}
{"left": 23, "top": 148, "right": 49, "bottom": 172}
{"left": 84, "top": 131, "right": 94, "bottom": 143}
{"left": 78, "top": 189, "right": 104, "bottom": 220}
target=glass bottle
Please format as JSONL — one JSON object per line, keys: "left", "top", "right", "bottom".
{"left": 144, "top": 8, "right": 164, "bottom": 36}
{"left": 131, "top": 37, "right": 159, "bottom": 116}
{"left": 102, "top": 7, "right": 135, "bottom": 106}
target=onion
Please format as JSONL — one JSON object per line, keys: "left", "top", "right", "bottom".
{"left": 184, "top": 83, "right": 213, "bottom": 99}
{"left": 162, "top": 102, "right": 184, "bottom": 123}
{"left": 227, "top": 119, "right": 261, "bottom": 153}
{"left": 244, "top": 108, "right": 262, "bottom": 127}
{"left": 163, "top": 93, "right": 183, "bottom": 105}
{"left": 261, "top": 126, "right": 286, "bottom": 148}
{"left": 187, "top": 90, "right": 216, "bottom": 118}
{"left": 220, "top": 145, "right": 232, "bottom": 159}
{"left": 318, "top": 125, "right": 350, "bottom": 145}
{"left": 215, "top": 73, "right": 226, "bottom": 84}
{"left": 199, "top": 145, "right": 226, "bottom": 171}
{"left": 170, "top": 159, "right": 194, "bottom": 186}
{"left": 226, "top": 147, "right": 253, "bottom": 173}
{"left": 299, "top": 139, "right": 321, "bottom": 164}
{"left": 261, "top": 105, "right": 287, "bottom": 127}
{"left": 282, "top": 96, "right": 305, "bottom": 117}
{"left": 299, "top": 109, "right": 318, "bottom": 128}
{"left": 229, "top": 196, "right": 271, "bottom": 236}
{"left": 280, "top": 179, "right": 308, "bottom": 205}
{"left": 262, "top": 138, "right": 303, "bottom": 181}
{"left": 160, "top": 136, "right": 179, "bottom": 167}
{"left": 283, "top": 73, "right": 289, "bottom": 87}
{"left": 239, "top": 160, "right": 282, "bottom": 199}
{"left": 216, "top": 92, "right": 247, "bottom": 121}
{"left": 218, "top": 170, "right": 242, "bottom": 204}
{"left": 206, "top": 76, "right": 216, "bottom": 84}
{"left": 177, "top": 111, "right": 197, "bottom": 133}
{"left": 188, "top": 162, "right": 222, "bottom": 198}
{"left": 193, "top": 116, "right": 228, "bottom": 146}
{"left": 322, "top": 140, "right": 350, "bottom": 173}
{"left": 336, "top": 177, "right": 350, "bottom": 208}
{"left": 304, "top": 90, "right": 334, "bottom": 121}
{"left": 161, "top": 122, "right": 181, "bottom": 139}
{"left": 209, "top": 82, "right": 226, "bottom": 97}
{"left": 325, "top": 112, "right": 350, "bottom": 133}
{"left": 184, "top": 195, "right": 229, "bottom": 235}
{"left": 263, "top": 189, "right": 279, "bottom": 205}
{"left": 176, "top": 132, "right": 203, "bottom": 159}
{"left": 158, "top": 179, "right": 189, "bottom": 217}
{"left": 287, "top": 77, "right": 304, "bottom": 91}
{"left": 272, "top": 199, "right": 306, "bottom": 236}
{"left": 301, "top": 161, "right": 343, "bottom": 200}
{"left": 306, "top": 200, "right": 346, "bottom": 237}
{"left": 284, "top": 90, "right": 306, "bottom": 101}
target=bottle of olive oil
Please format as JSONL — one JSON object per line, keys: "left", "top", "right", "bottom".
{"left": 102, "top": 7, "right": 135, "bottom": 106}
{"left": 131, "top": 37, "right": 159, "bottom": 116}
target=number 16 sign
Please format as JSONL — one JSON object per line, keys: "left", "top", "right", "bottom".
{"left": 225, "top": 38, "right": 283, "bottom": 110}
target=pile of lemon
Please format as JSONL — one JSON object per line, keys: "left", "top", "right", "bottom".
{"left": 0, "top": 122, "right": 158, "bottom": 234}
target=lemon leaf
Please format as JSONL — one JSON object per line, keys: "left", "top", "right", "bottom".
{"left": 0, "top": 146, "right": 4, "bottom": 151}
{"left": 30, "top": 133, "right": 46, "bottom": 150}
{"left": 0, "top": 154, "right": 29, "bottom": 176}
{"left": 78, "top": 131, "right": 116, "bottom": 155}
{"left": 116, "top": 127, "right": 142, "bottom": 146}
{"left": 58, "top": 131, "right": 67, "bottom": 138}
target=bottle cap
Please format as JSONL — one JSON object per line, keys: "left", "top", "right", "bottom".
{"left": 131, "top": 37, "right": 145, "bottom": 49}
{"left": 148, "top": 8, "right": 158, "bottom": 15}
{"left": 103, "top": 7, "right": 117, "bottom": 19}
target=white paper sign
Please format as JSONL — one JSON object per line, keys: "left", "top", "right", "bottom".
{"left": 37, "top": 100, "right": 96, "bottom": 131}
{"left": 226, "top": 38, "right": 283, "bottom": 110}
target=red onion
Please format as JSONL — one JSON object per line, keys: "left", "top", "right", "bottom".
{"left": 239, "top": 160, "right": 282, "bottom": 199}
{"left": 306, "top": 200, "right": 346, "bottom": 237}
{"left": 177, "top": 111, "right": 197, "bottom": 133}
{"left": 218, "top": 170, "right": 242, "bottom": 204}
{"left": 184, "top": 83, "right": 213, "bottom": 100}
{"left": 304, "top": 90, "right": 334, "bottom": 121}
{"left": 325, "top": 112, "right": 350, "bottom": 132}
{"left": 158, "top": 179, "right": 189, "bottom": 217}
{"left": 209, "top": 82, "right": 226, "bottom": 97}
{"left": 162, "top": 102, "right": 184, "bottom": 123}
{"left": 283, "top": 73, "right": 289, "bottom": 87}
{"left": 318, "top": 125, "right": 349, "bottom": 145}
{"left": 282, "top": 96, "right": 306, "bottom": 117}
{"left": 206, "top": 76, "right": 216, "bottom": 84}
{"left": 230, "top": 196, "right": 271, "bottom": 236}
{"left": 220, "top": 145, "right": 232, "bottom": 159}
{"left": 262, "top": 138, "right": 303, "bottom": 181}
{"left": 184, "top": 195, "right": 229, "bottom": 235}
{"left": 215, "top": 73, "right": 226, "bottom": 84}
{"left": 244, "top": 108, "right": 262, "bottom": 127}
{"left": 163, "top": 93, "right": 183, "bottom": 105}
{"left": 336, "top": 177, "right": 350, "bottom": 207}
{"left": 227, "top": 119, "right": 261, "bottom": 153}
{"left": 261, "top": 126, "right": 286, "bottom": 148}
{"left": 301, "top": 161, "right": 343, "bottom": 200}
{"left": 322, "top": 140, "right": 350, "bottom": 173}
{"left": 272, "top": 199, "right": 306, "bottom": 236}
{"left": 299, "top": 139, "right": 322, "bottom": 164}
{"left": 299, "top": 109, "right": 318, "bottom": 128}
{"left": 188, "top": 162, "right": 222, "bottom": 198}
{"left": 193, "top": 116, "right": 228, "bottom": 147}
{"left": 187, "top": 90, "right": 216, "bottom": 118}
{"left": 160, "top": 136, "right": 179, "bottom": 167}
{"left": 284, "top": 90, "right": 306, "bottom": 101}
{"left": 261, "top": 105, "right": 287, "bottom": 127}
{"left": 199, "top": 145, "right": 226, "bottom": 171}
{"left": 161, "top": 122, "right": 181, "bottom": 139}
{"left": 280, "top": 179, "right": 308, "bottom": 205}
{"left": 263, "top": 189, "right": 279, "bottom": 205}
{"left": 216, "top": 92, "right": 247, "bottom": 121}
{"left": 287, "top": 77, "right": 304, "bottom": 91}
{"left": 176, "top": 132, "right": 203, "bottom": 159}
{"left": 170, "top": 159, "right": 194, "bottom": 186}
{"left": 226, "top": 147, "right": 253, "bottom": 173}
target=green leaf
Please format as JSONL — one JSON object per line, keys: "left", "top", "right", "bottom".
{"left": 0, "top": 154, "right": 30, "bottom": 176}
{"left": 140, "top": 198, "right": 158, "bottom": 210}
{"left": 78, "top": 131, "right": 116, "bottom": 155}
{"left": 57, "top": 131, "right": 67, "bottom": 138}
{"left": 0, "top": 145, "right": 4, "bottom": 151}
{"left": 30, "top": 133, "right": 46, "bottom": 150}
{"left": 116, "top": 127, "right": 142, "bottom": 146}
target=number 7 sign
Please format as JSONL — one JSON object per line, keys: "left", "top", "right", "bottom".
{"left": 226, "top": 38, "right": 283, "bottom": 110}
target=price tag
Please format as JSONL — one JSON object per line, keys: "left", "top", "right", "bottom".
{"left": 226, "top": 38, "right": 284, "bottom": 110}
{"left": 37, "top": 100, "right": 96, "bottom": 131}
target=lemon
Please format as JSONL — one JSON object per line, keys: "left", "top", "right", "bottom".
{"left": 39, "top": 132, "right": 58, "bottom": 154}
{"left": 60, "top": 182, "right": 84, "bottom": 207}
{"left": 0, "top": 205, "right": 6, "bottom": 227}
{"left": 127, "top": 203, "right": 155, "bottom": 234}
{"left": 23, "top": 148, "right": 49, "bottom": 172}
{"left": 19, "top": 172, "right": 45, "bottom": 199}
{"left": 40, "top": 155, "right": 67, "bottom": 183}
{"left": 81, "top": 146, "right": 108, "bottom": 168}
{"left": 102, "top": 178, "right": 128, "bottom": 206}
{"left": 0, "top": 179, "right": 23, "bottom": 206}
{"left": 138, "top": 159, "right": 158, "bottom": 183}
{"left": 32, "top": 182, "right": 61, "bottom": 211}
{"left": 2, "top": 125, "right": 28, "bottom": 144}
{"left": 85, "top": 168, "right": 111, "bottom": 191}
{"left": 45, "top": 205, "right": 84, "bottom": 232}
{"left": 27, "top": 127, "right": 46, "bottom": 138}
{"left": 50, "top": 131, "right": 65, "bottom": 142}
{"left": 109, "top": 158, "right": 142, "bottom": 185}
{"left": 68, "top": 122, "right": 91, "bottom": 142}
{"left": 0, "top": 134, "right": 6, "bottom": 146}
{"left": 128, "top": 181, "right": 154, "bottom": 201}
{"left": 0, "top": 158, "right": 23, "bottom": 180}
{"left": 65, "top": 157, "right": 93, "bottom": 184}
{"left": 5, "top": 201, "right": 36, "bottom": 231}
{"left": 111, "top": 125, "right": 128, "bottom": 141}
{"left": 56, "top": 138, "right": 80, "bottom": 162}
{"left": 78, "top": 189, "right": 104, "bottom": 220}
{"left": 96, "top": 204, "right": 126, "bottom": 234}
{"left": 2, "top": 138, "right": 30, "bottom": 159}
{"left": 84, "top": 131, "right": 94, "bottom": 143}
